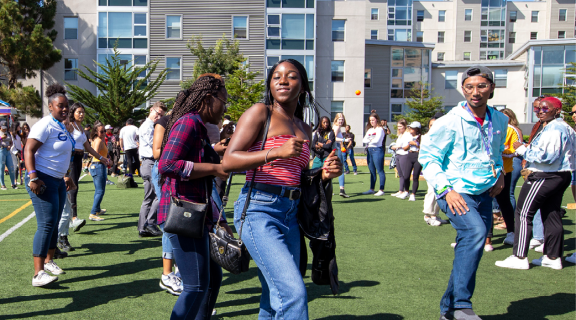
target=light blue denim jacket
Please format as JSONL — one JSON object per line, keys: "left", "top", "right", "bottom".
{"left": 515, "top": 118, "right": 576, "bottom": 172}
{"left": 419, "top": 101, "right": 508, "bottom": 195}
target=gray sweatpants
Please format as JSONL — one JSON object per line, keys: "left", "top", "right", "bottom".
{"left": 138, "top": 159, "right": 158, "bottom": 232}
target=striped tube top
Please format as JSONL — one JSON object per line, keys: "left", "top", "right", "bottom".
{"left": 246, "top": 135, "right": 311, "bottom": 186}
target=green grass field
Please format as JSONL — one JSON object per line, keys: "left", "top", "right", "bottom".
{"left": 0, "top": 170, "right": 574, "bottom": 319}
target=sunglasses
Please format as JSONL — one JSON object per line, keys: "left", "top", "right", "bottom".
{"left": 533, "top": 107, "right": 551, "bottom": 113}
{"left": 568, "top": 111, "right": 576, "bottom": 116}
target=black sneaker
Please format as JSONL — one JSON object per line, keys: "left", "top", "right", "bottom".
{"left": 53, "top": 247, "right": 68, "bottom": 259}
{"left": 57, "top": 236, "right": 74, "bottom": 252}
{"left": 146, "top": 225, "right": 163, "bottom": 237}
{"left": 339, "top": 190, "right": 350, "bottom": 198}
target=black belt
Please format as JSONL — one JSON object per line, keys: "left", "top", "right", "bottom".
{"left": 142, "top": 157, "right": 155, "bottom": 161}
{"left": 249, "top": 182, "right": 301, "bottom": 200}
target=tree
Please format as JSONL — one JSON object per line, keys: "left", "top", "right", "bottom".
{"left": 226, "top": 66, "right": 265, "bottom": 121}
{"left": 66, "top": 47, "right": 168, "bottom": 127}
{"left": 180, "top": 35, "right": 245, "bottom": 89}
{"left": 0, "top": 0, "right": 62, "bottom": 116}
{"left": 395, "top": 82, "right": 443, "bottom": 131}
{"left": 553, "top": 62, "right": 576, "bottom": 127}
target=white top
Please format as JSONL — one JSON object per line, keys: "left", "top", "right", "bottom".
{"left": 28, "top": 116, "right": 73, "bottom": 178}
{"left": 407, "top": 135, "right": 420, "bottom": 152}
{"left": 119, "top": 125, "right": 139, "bottom": 150}
{"left": 333, "top": 125, "right": 348, "bottom": 143}
{"left": 362, "top": 127, "right": 385, "bottom": 148}
{"left": 138, "top": 118, "right": 154, "bottom": 158}
{"left": 11, "top": 134, "right": 22, "bottom": 154}
{"left": 71, "top": 122, "right": 87, "bottom": 151}
{"left": 394, "top": 132, "right": 411, "bottom": 155}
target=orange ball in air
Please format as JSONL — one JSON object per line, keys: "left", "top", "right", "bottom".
{"left": 355, "top": 90, "right": 361, "bottom": 95}
{"left": 341, "top": 147, "right": 347, "bottom": 153}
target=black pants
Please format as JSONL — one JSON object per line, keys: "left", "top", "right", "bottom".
{"left": 513, "top": 171, "right": 571, "bottom": 259}
{"left": 69, "top": 154, "right": 83, "bottom": 218}
{"left": 495, "top": 173, "right": 515, "bottom": 233}
{"left": 399, "top": 152, "right": 422, "bottom": 194}
{"left": 125, "top": 148, "right": 139, "bottom": 175}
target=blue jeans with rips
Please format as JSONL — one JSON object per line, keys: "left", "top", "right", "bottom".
{"left": 89, "top": 162, "right": 107, "bottom": 215}
{"left": 26, "top": 171, "right": 67, "bottom": 257}
{"left": 437, "top": 191, "right": 492, "bottom": 314}
{"left": 0, "top": 148, "right": 16, "bottom": 187}
{"left": 367, "top": 147, "right": 386, "bottom": 191}
{"left": 343, "top": 148, "right": 357, "bottom": 173}
{"left": 233, "top": 184, "right": 308, "bottom": 320}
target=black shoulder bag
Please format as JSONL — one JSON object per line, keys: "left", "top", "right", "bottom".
{"left": 208, "top": 108, "right": 271, "bottom": 274}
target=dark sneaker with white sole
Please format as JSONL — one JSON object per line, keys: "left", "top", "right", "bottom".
{"left": 440, "top": 309, "right": 482, "bottom": 320}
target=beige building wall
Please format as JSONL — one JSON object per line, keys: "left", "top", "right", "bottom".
{"left": 506, "top": 1, "right": 548, "bottom": 56}
{"left": 547, "top": 0, "right": 576, "bottom": 39}
{"left": 365, "top": 0, "right": 389, "bottom": 40}
{"left": 317, "top": 0, "right": 366, "bottom": 147}
{"left": 414, "top": 1, "right": 457, "bottom": 62}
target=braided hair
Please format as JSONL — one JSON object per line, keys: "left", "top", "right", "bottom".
{"left": 161, "top": 74, "right": 225, "bottom": 154}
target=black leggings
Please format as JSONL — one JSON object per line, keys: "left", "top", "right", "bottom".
{"left": 495, "top": 173, "right": 514, "bottom": 233}
{"left": 399, "top": 152, "right": 422, "bottom": 194}
{"left": 396, "top": 154, "right": 406, "bottom": 192}
{"left": 69, "top": 154, "right": 83, "bottom": 218}
{"left": 125, "top": 148, "right": 139, "bottom": 175}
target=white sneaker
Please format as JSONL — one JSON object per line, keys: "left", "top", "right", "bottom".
{"left": 529, "top": 238, "right": 544, "bottom": 249}
{"left": 212, "top": 309, "right": 217, "bottom": 316}
{"left": 408, "top": 194, "right": 416, "bottom": 201}
{"left": 484, "top": 243, "right": 494, "bottom": 252}
{"left": 390, "top": 191, "right": 401, "bottom": 197}
{"left": 374, "top": 190, "right": 385, "bottom": 196}
{"left": 160, "top": 272, "right": 182, "bottom": 296}
{"left": 532, "top": 255, "right": 562, "bottom": 270}
{"left": 423, "top": 215, "right": 431, "bottom": 223}
{"left": 565, "top": 253, "right": 576, "bottom": 264}
{"left": 495, "top": 255, "right": 529, "bottom": 270}
{"left": 428, "top": 219, "right": 442, "bottom": 227}
{"left": 397, "top": 192, "right": 409, "bottom": 200}
{"left": 362, "top": 190, "right": 375, "bottom": 195}
{"left": 44, "top": 260, "right": 65, "bottom": 275}
{"left": 503, "top": 232, "right": 515, "bottom": 245}
{"left": 535, "top": 244, "right": 544, "bottom": 253}
{"left": 450, "top": 243, "right": 457, "bottom": 248}
{"left": 32, "top": 270, "right": 58, "bottom": 287}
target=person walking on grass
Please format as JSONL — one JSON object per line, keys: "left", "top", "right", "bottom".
{"left": 0, "top": 122, "right": 17, "bottom": 190}
{"left": 333, "top": 113, "right": 351, "bottom": 198}
{"left": 119, "top": 118, "right": 139, "bottom": 175}
{"left": 10, "top": 123, "right": 23, "bottom": 186}
{"left": 397, "top": 121, "right": 423, "bottom": 202}
{"left": 390, "top": 119, "right": 410, "bottom": 198}
{"left": 311, "top": 116, "right": 335, "bottom": 169}
{"left": 495, "top": 97, "right": 576, "bottom": 271}
{"left": 422, "top": 116, "right": 449, "bottom": 227}
{"left": 343, "top": 125, "right": 358, "bottom": 175}
{"left": 88, "top": 124, "right": 110, "bottom": 222}
{"left": 137, "top": 102, "right": 166, "bottom": 238}
{"left": 362, "top": 112, "right": 386, "bottom": 196}
{"left": 24, "top": 84, "right": 78, "bottom": 287}
{"left": 420, "top": 66, "right": 508, "bottom": 320}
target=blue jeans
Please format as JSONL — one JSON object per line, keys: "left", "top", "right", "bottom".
{"left": 58, "top": 193, "right": 72, "bottom": 237}
{"left": 152, "top": 161, "right": 162, "bottom": 200}
{"left": 532, "top": 210, "right": 544, "bottom": 241}
{"left": 89, "top": 162, "right": 107, "bottom": 215}
{"left": 0, "top": 148, "right": 16, "bottom": 186}
{"left": 366, "top": 147, "right": 386, "bottom": 190}
{"left": 168, "top": 229, "right": 222, "bottom": 320}
{"left": 336, "top": 143, "right": 345, "bottom": 188}
{"left": 437, "top": 192, "right": 492, "bottom": 314}
{"left": 233, "top": 184, "right": 308, "bottom": 320}
{"left": 159, "top": 223, "right": 174, "bottom": 260}
{"left": 26, "top": 171, "right": 66, "bottom": 257}
{"left": 343, "top": 148, "right": 357, "bottom": 172}
{"left": 510, "top": 156, "right": 523, "bottom": 211}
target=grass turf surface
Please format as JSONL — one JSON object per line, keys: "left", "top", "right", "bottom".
{"left": 0, "top": 170, "right": 574, "bottom": 319}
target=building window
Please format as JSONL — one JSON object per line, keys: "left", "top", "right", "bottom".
{"left": 438, "top": 31, "right": 444, "bottom": 43}
{"left": 394, "top": 29, "right": 412, "bottom": 42}
{"left": 438, "top": 10, "right": 445, "bottom": 22}
{"left": 166, "top": 15, "right": 181, "bottom": 39}
{"left": 365, "top": 69, "right": 372, "bottom": 88}
{"left": 331, "top": 61, "right": 344, "bottom": 82}
{"left": 99, "top": 12, "right": 147, "bottom": 49}
{"left": 371, "top": 8, "right": 379, "bottom": 20}
{"left": 166, "top": 57, "right": 181, "bottom": 81}
{"left": 531, "top": 11, "right": 538, "bottom": 23}
{"left": 267, "top": 14, "right": 280, "bottom": 38}
{"left": 509, "top": 32, "right": 515, "bottom": 43}
{"left": 437, "top": 52, "right": 444, "bottom": 61}
{"left": 391, "top": 104, "right": 403, "bottom": 121}
{"left": 509, "top": 11, "right": 517, "bottom": 22}
{"left": 559, "top": 9, "right": 567, "bottom": 21}
{"left": 99, "top": 0, "right": 147, "bottom": 6}
{"left": 530, "top": 32, "right": 538, "bottom": 40}
{"left": 233, "top": 16, "right": 248, "bottom": 39}
{"left": 415, "top": 31, "right": 423, "bottom": 42}
{"left": 464, "top": 30, "right": 471, "bottom": 42}
{"left": 417, "top": 10, "right": 424, "bottom": 22}
{"left": 331, "top": 101, "right": 343, "bottom": 121}
{"left": 267, "top": 14, "right": 314, "bottom": 50}
{"left": 64, "top": 58, "right": 78, "bottom": 81}
{"left": 388, "top": 29, "right": 394, "bottom": 40}
{"left": 445, "top": 70, "right": 458, "bottom": 89}
{"left": 64, "top": 17, "right": 78, "bottom": 40}
{"left": 480, "top": 29, "right": 504, "bottom": 49}
{"left": 558, "top": 31, "right": 566, "bottom": 39}
{"left": 134, "top": 13, "right": 146, "bottom": 37}
{"left": 266, "top": 0, "right": 314, "bottom": 9}
{"left": 464, "top": 9, "right": 472, "bottom": 21}
{"left": 463, "top": 52, "right": 471, "bottom": 61}
{"left": 370, "top": 30, "right": 378, "bottom": 40}
{"left": 332, "top": 20, "right": 345, "bottom": 41}
{"left": 494, "top": 69, "right": 507, "bottom": 88}
{"left": 388, "top": 7, "right": 395, "bottom": 19}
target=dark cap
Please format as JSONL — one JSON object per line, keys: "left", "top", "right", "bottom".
{"left": 461, "top": 65, "right": 494, "bottom": 85}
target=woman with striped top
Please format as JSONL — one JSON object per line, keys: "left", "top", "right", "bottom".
{"left": 222, "top": 59, "right": 342, "bottom": 320}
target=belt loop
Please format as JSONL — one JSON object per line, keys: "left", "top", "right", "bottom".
{"left": 279, "top": 186, "right": 286, "bottom": 197}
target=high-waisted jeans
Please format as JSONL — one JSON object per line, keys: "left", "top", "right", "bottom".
{"left": 366, "top": 146, "right": 386, "bottom": 191}
{"left": 233, "top": 184, "right": 308, "bottom": 320}
{"left": 26, "top": 171, "right": 67, "bottom": 257}
{"left": 89, "top": 162, "right": 107, "bottom": 215}
{"left": 0, "top": 147, "right": 16, "bottom": 186}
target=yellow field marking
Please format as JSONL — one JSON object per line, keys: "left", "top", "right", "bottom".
{"left": 0, "top": 199, "right": 31, "bottom": 202}
{"left": 0, "top": 201, "right": 32, "bottom": 224}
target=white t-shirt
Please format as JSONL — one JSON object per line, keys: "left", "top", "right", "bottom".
{"left": 11, "top": 134, "right": 22, "bottom": 154}
{"left": 71, "top": 123, "right": 87, "bottom": 151}
{"left": 28, "top": 116, "right": 74, "bottom": 178}
{"left": 395, "top": 132, "right": 411, "bottom": 155}
{"left": 332, "top": 125, "right": 347, "bottom": 143}
{"left": 138, "top": 118, "right": 155, "bottom": 158}
{"left": 119, "top": 125, "right": 139, "bottom": 150}
{"left": 362, "top": 127, "right": 385, "bottom": 148}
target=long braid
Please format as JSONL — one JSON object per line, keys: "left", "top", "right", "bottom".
{"left": 160, "top": 75, "right": 224, "bottom": 156}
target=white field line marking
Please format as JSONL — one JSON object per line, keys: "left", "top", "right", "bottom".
{"left": 0, "top": 174, "right": 88, "bottom": 243}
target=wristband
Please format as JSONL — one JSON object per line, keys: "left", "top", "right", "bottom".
{"left": 436, "top": 185, "right": 453, "bottom": 199}
{"left": 29, "top": 177, "right": 39, "bottom": 183}
{"left": 264, "top": 147, "right": 275, "bottom": 166}
{"left": 28, "top": 170, "right": 37, "bottom": 175}
{"left": 99, "top": 155, "right": 104, "bottom": 160}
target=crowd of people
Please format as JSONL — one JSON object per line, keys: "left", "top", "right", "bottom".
{"left": 7, "top": 62, "right": 574, "bottom": 320}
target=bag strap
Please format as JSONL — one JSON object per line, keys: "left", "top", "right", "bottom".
{"left": 236, "top": 107, "right": 272, "bottom": 241}
{"left": 214, "top": 173, "right": 234, "bottom": 229}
